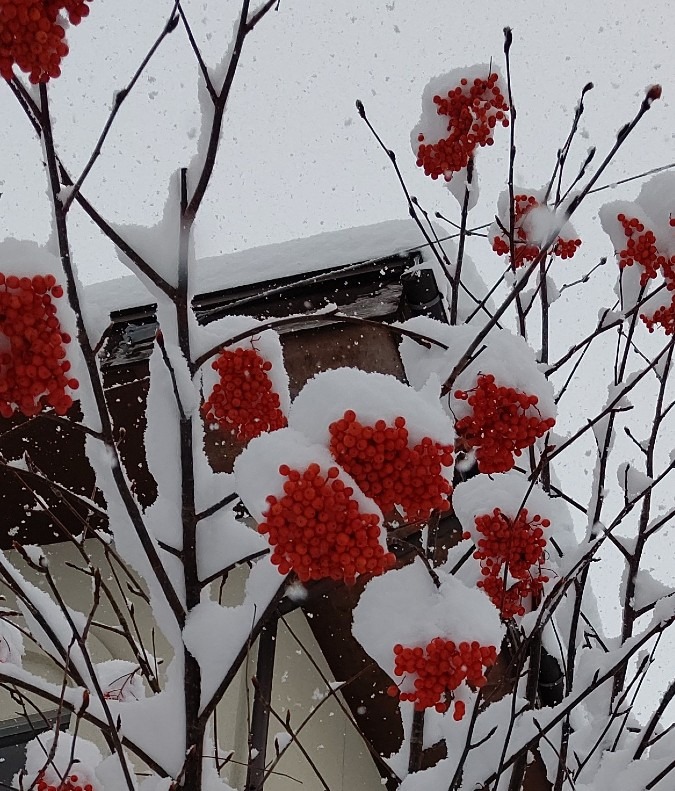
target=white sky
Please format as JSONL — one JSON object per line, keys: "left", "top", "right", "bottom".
{"left": 0, "top": 0, "right": 673, "bottom": 719}
{"left": 0, "top": 0, "right": 672, "bottom": 285}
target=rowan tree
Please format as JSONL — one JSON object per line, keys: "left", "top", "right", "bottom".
{"left": 0, "top": 3, "right": 673, "bottom": 791}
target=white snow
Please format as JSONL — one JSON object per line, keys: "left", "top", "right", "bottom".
{"left": 0, "top": 616, "right": 24, "bottom": 665}
{"left": 288, "top": 367, "right": 454, "bottom": 449}
{"left": 274, "top": 731, "right": 292, "bottom": 753}
{"left": 617, "top": 462, "right": 653, "bottom": 500}
{"left": 183, "top": 557, "right": 282, "bottom": 712}
{"left": 633, "top": 569, "right": 674, "bottom": 614}
{"left": 352, "top": 559, "right": 504, "bottom": 687}
{"left": 84, "top": 220, "right": 438, "bottom": 318}
{"left": 489, "top": 186, "right": 580, "bottom": 254}
{"left": 446, "top": 164, "right": 480, "bottom": 210}
{"left": 196, "top": 508, "right": 267, "bottom": 583}
{"left": 95, "top": 659, "right": 146, "bottom": 702}
{"left": 233, "top": 426, "right": 383, "bottom": 527}
{"left": 397, "top": 316, "right": 557, "bottom": 422}
{"left": 16, "top": 730, "right": 104, "bottom": 791}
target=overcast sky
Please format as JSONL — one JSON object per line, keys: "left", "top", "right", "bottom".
{"left": 0, "top": 0, "right": 671, "bottom": 285}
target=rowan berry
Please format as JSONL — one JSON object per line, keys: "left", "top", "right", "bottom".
{"left": 202, "top": 346, "right": 287, "bottom": 441}
{"left": 0, "top": 272, "right": 78, "bottom": 418}
{"left": 492, "top": 193, "right": 581, "bottom": 268}
{"left": 470, "top": 507, "right": 551, "bottom": 618}
{"left": 34, "top": 768, "right": 96, "bottom": 790}
{"left": 615, "top": 213, "right": 669, "bottom": 286}
{"left": 0, "top": 0, "right": 92, "bottom": 83}
{"left": 454, "top": 375, "right": 555, "bottom": 473}
{"left": 260, "top": 463, "right": 395, "bottom": 584}
{"left": 613, "top": 213, "right": 675, "bottom": 334}
{"left": 387, "top": 637, "right": 497, "bottom": 715}
{"left": 328, "top": 412, "right": 453, "bottom": 521}
{"left": 416, "top": 71, "right": 509, "bottom": 180}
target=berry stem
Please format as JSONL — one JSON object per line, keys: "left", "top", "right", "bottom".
{"left": 450, "top": 157, "right": 474, "bottom": 324}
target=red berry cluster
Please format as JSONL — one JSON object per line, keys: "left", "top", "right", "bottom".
{"left": 0, "top": 273, "right": 78, "bottom": 419}
{"left": 328, "top": 411, "right": 453, "bottom": 522}
{"left": 260, "top": 463, "right": 396, "bottom": 585}
{"left": 0, "top": 0, "right": 92, "bottom": 83}
{"left": 642, "top": 302, "right": 675, "bottom": 336}
{"left": 492, "top": 194, "right": 581, "bottom": 268}
{"left": 455, "top": 375, "right": 555, "bottom": 474}
{"left": 466, "top": 507, "right": 550, "bottom": 618}
{"left": 387, "top": 638, "right": 498, "bottom": 716}
{"left": 616, "top": 214, "right": 672, "bottom": 285}
{"left": 35, "top": 772, "right": 94, "bottom": 791}
{"left": 51, "top": 0, "right": 90, "bottom": 25}
{"left": 615, "top": 213, "right": 675, "bottom": 334}
{"left": 202, "top": 347, "right": 287, "bottom": 442}
{"left": 416, "top": 73, "right": 509, "bottom": 180}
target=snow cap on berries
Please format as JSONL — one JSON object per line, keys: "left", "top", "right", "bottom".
{"left": 489, "top": 187, "right": 582, "bottom": 269}
{"left": 16, "top": 730, "right": 102, "bottom": 791}
{"left": 411, "top": 64, "right": 509, "bottom": 192}
{"left": 353, "top": 558, "right": 504, "bottom": 683}
{"left": 234, "top": 427, "right": 393, "bottom": 583}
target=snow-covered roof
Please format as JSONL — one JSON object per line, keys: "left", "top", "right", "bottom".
{"left": 84, "top": 219, "right": 429, "bottom": 318}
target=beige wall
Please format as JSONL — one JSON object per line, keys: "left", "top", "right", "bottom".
{"left": 0, "top": 540, "right": 384, "bottom": 790}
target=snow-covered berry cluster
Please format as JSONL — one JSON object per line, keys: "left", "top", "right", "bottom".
{"left": 491, "top": 193, "right": 582, "bottom": 268}
{"left": 0, "top": 0, "right": 92, "bottom": 83}
{"left": 387, "top": 638, "right": 498, "bottom": 717}
{"left": 468, "top": 507, "right": 550, "bottom": 618}
{"left": 259, "top": 462, "right": 395, "bottom": 585}
{"left": 416, "top": 72, "right": 509, "bottom": 180}
{"left": 202, "top": 346, "right": 287, "bottom": 441}
{"left": 616, "top": 214, "right": 675, "bottom": 290}
{"left": 616, "top": 214, "right": 672, "bottom": 285}
{"left": 328, "top": 411, "right": 453, "bottom": 522}
{"left": 614, "top": 213, "right": 675, "bottom": 334}
{"left": 0, "top": 273, "right": 78, "bottom": 418}
{"left": 455, "top": 374, "right": 555, "bottom": 474}
{"left": 35, "top": 772, "right": 95, "bottom": 791}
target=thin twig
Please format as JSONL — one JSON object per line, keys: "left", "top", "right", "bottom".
{"left": 62, "top": 5, "right": 180, "bottom": 213}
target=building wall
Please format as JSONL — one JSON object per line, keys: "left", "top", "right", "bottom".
{"left": 0, "top": 540, "right": 385, "bottom": 789}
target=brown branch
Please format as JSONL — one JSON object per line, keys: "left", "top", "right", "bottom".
{"left": 177, "top": 1, "right": 217, "bottom": 102}
{"left": 186, "top": 0, "right": 277, "bottom": 217}
{"left": 38, "top": 83, "right": 186, "bottom": 626}
{"left": 194, "top": 308, "right": 449, "bottom": 370}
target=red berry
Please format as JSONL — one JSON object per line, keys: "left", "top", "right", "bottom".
{"left": 0, "top": 0, "right": 91, "bottom": 83}
{"left": 454, "top": 375, "right": 554, "bottom": 474}
{"left": 202, "top": 346, "right": 287, "bottom": 441}
{"left": 0, "top": 272, "right": 78, "bottom": 419}
{"left": 416, "top": 72, "right": 509, "bottom": 180}
{"left": 34, "top": 766, "right": 97, "bottom": 790}
{"left": 329, "top": 412, "right": 453, "bottom": 521}
{"left": 471, "top": 507, "right": 551, "bottom": 618}
{"left": 612, "top": 213, "right": 675, "bottom": 334}
{"left": 492, "top": 193, "right": 581, "bottom": 268}
{"left": 388, "top": 637, "right": 497, "bottom": 715}
{"left": 260, "top": 463, "right": 395, "bottom": 584}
